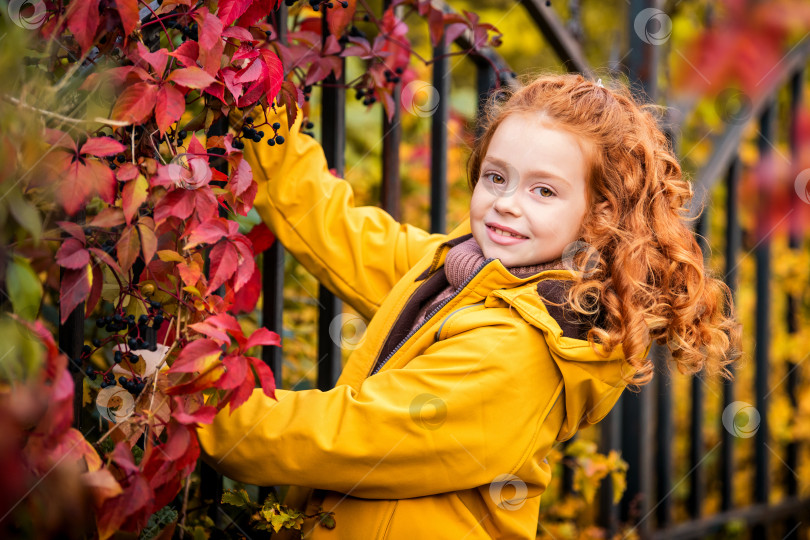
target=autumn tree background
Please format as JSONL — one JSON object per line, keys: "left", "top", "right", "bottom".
{"left": 1, "top": 0, "right": 810, "bottom": 539}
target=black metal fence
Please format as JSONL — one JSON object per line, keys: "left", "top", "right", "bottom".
{"left": 60, "top": 1, "right": 810, "bottom": 538}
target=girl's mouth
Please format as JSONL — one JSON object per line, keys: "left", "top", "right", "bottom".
{"left": 486, "top": 224, "right": 528, "bottom": 244}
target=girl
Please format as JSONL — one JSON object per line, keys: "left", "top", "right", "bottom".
{"left": 196, "top": 72, "right": 741, "bottom": 539}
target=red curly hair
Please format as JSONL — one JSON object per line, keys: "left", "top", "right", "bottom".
{"left": 467, "top": 72, "right": 742, "bottom": 385}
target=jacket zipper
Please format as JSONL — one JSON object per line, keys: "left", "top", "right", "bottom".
{"left": 368, "top": 258, "right": 495, "bottom": 377}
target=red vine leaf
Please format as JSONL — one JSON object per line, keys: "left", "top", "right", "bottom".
{"left": 112, "top": 82, "right": 159, "bottom": 125}
{"left": 66, "top": 0, "right": 101, "bottom": 54}
{"left": 217, "top": 0, "right": 253, "bottom": 27}
{"left": 116, "top": 225, "right": 141, "bottom": 273}
{"left": 59, "top": 265, "right": 91, "bottom": 324}
{"left": 169, "top": 338, "right": 222, "bottom": 374}
{"left": 122, "top": 174, "right": 148, "bottom": 225}
{"left": 56, "top": 238, "right": 90, "bottom": 269}
{"left": 206, "top": 240, "right": 238, "bottom": 294}
{"left": 85, "top": 264, "right": 104, "bottom": 316}
{"left": 167, "top": 67, "right": 216, "bottom": 90}
{"left": 327, "top": 0, "right": 356, "bottom": 38}
{"left": 113, "top": 0, "right": 140, "bottom": 37}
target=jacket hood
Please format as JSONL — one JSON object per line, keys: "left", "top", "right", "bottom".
{"left": 443, "top": 219, "right": 643, "bottom": 441}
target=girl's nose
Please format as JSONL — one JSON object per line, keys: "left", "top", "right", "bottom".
{"left": 492, "top": 192, "right": 522, "bottom": 216}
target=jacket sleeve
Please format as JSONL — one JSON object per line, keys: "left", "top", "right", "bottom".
{"left": 196, "top": 316, "right": 566, "bottom": 499}
{"left": 242, "top": 104, "right": 446, "bottom": 321}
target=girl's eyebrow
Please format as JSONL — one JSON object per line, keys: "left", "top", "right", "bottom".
{"left": 482, "top": 156, "right": 571, "bottom": 188}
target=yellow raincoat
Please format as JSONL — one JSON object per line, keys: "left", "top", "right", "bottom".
{"left": 197, "top": 104, "right": 643, "bottom": 539}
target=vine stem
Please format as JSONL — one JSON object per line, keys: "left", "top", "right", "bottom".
{"left": 0, "top": 94, "right": 130, "bottom": 127}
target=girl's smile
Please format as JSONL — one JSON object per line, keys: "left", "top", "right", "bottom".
{"left": 470, "top": 113, "right": 590, "bottom": 268}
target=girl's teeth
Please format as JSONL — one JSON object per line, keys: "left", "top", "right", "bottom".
{"left": 491, "top": 226, "right": 525, "bottom": 238}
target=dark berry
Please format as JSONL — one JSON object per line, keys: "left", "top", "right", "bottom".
{"left": 179, "top": 130, "right": 187, "bottom": 138}
{"left": 92, "top": 338, "right": 101, "bottom": 347}
{"left": 114, "top": 350, "right": 123, "bottom": 363}
{"left": 267, "top": 138, "right": 276, "bottom": 146}
{"left": 245, "top": 116, "right": 253, "bottom": 124}
{"left": 128, "top": 337, "right": 138, "bottom": 349}
{"left": 272, "top": 122, "right": 281, "bottom": 130}
{"left": 82, "top": 344, "right": 92, "bottom": 355}
{"left": 395, "top": 67, "right": 404, "bottom": 75}
{"left": 392, "top": 76, "right": 400, "bottom": 83}
{"left": 116, "top": 154, "right": 126, "bottom": 163}
{"left": 305, "top": 121, "right": 314, "bottom": 129}
{"left": 138, "top": 314, "right": 149, "bottom": 324}
{"left": 96, "top": 318, "right": 106, "bottom": 328}
{"left": 151, "top": 301, "right": 162, "bottom": 309}
{"left": 85, "top": 366, "right": 95, "bottom": 377}
{"left": 275, "top": 135, "right": 284, "bottom": 144}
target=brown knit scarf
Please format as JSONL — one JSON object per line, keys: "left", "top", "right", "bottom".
{"left": 410, "top": 236, "right": 568, "bottom": 332}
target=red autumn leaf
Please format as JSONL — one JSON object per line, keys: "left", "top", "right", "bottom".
{"left": 121, "top": 174, "right": 148, "bottom": 225}
{"left": 188, "top": 319, "right": 231, "bottom": 344}
{"left": 196, "top": 10, "right": 225, "bottom": 51}
{"left": 200, "top": 312, "right": 246, "bottom": 349}
{"left": 85, "top": 264, "right": 104, "bottom": 316}
{"left": 218, "top": 355, "right": 248, "bottom": 390}
{"left": 56, "top": 220, "right": 86, "bottom": 243}
{"left": 227, "top": 371, "right": 256, "bottom": 412}
{"left": 169, "top": 338, "right": 222, "bottom": 373}
{"left": 137, "top": 220, "right": 158, "bottom": 265}
{"left": 136, "top": 42, "right": 170, "bottom": 78}
{"left": 246, "top": 222, "right": 275, "bottom": 254}
{"left": 116, "top": 225, "right": 141, "bottom": 272}
{"left": 222, "top": 26, "right": 256, "bottom": 43}
{"left": 184, "top": 218, "right": 234, "bottom": 250}
{"left": 259, "top": 49, "right": 284, "bottom": 101}
{"left": 249, "top": 356, "right": 277, "bottom": 399}
{"left": 97, "top": 475, "right": 153, "bottom": 539}
{"left": 228, "top": 155, "right": 252, "bottom": 196}
{"left": 112, "top": 82, "right": 159, "bottom": 125}
{"left": 327, "top": 0, "right": 356, "bottom": 38}
{"left": 207, "top": 240, "right": 238, "bottom": 294}
{"left": 236, "top": 0, "right": 282, "bottom": 27}
{"left": 177, "top": 261, "right": 202, "bottom": 286}
{"left": 56, "top": 238, "right": 90, "bottom": 269}
{"left": 81, "top": 137, "right": 126, "bottom": 157}
{"left": 230, "top": 264, "right": 261, "bottom": 314}
{"left": 113, "top": 0, "right": 140, "bottom": 36}
{"left": 170, "top": 41, "right": 199, "bottom": 68}
{"left": 217, "top": 0, "right": 253, "bottom": 27}
{"left": 59, "top": 265, "right": 91, "bottom": 324}
{"left": 54, "top": 152, "right": 118, "bottom": 216}
{"left": 232, "top": 236, "right": 256, "bottom": 292}
{"left": 172, "top": 396, "right": 218, "bottom": 425}
{"left": 154, "top": 189, "right": 195, "bottom": 223}
{"left": 116, "top": 163, "right": 139, "bottom": 181}
{"left": 89, "top": 207, "right": 126, "bottom": 228}
{"left": 67, "top": 0, "right": 101, "bottom": 53}
{"left": 167, "top": 67, "right": 216, "bottom": 89}
{"left": 234, "top": 58, "right": 264, "bottom": 84}
{"left": 244, "top": 327, "right": 281, "bottom": 352}
{"left": 166, "top": 363, "right": 226, "bottom": 395}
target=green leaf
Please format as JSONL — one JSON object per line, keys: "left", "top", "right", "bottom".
{"left": 6, "top": 255, "right": 42, "bottom": 320}
{"left": 7, "top": 189, "right": 42, "bottom": 244}
{"left": 221, "top": 488, "right": 254, "bottom": 509}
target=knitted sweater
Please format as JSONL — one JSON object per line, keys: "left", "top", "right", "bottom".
{"left": 409, "top": 236, "right": 593, "bottom": 339}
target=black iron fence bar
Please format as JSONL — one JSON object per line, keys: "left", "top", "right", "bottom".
{"left": 315, "top": 10, "right": 346, "bottom": 392}
{"left": 784, "top": 66, "right": 805, "bottom": 540}
{"left": 598, "top": 402, "right": 622, "bottom": 537}
{"left": 753, "top": 98, "right": 776, "bottom": 540}
{"left": 516, "top": 0, "right": 594, "bottom": 78}
{"left": 651, "top": 496, "right": 810, "bottom": 540}
{"left": 686, "top": 214, "right": 710, "bottom": 520}
{"left": 381, "top": 0, "right": 402, "bottom": 220}
{"left": 720, "top": 155, "right": 742, "bottom": 513}
{"left": 686, "top": 41, "right": 810, "bottom": 223}
{"left": 430, "top": 31, "right": 450, "bottom": 235}
{"left": 653, "top": 342, "right": 674, "bottom": 529}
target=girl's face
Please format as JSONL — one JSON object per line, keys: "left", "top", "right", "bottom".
{"left": 470, "top": 113, "right": 590, "bottom": 268}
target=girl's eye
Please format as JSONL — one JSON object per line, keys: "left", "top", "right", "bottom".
{"left": 533, "top": 186, "right": 555, "bottom": 197}
{"left": 485, "top": 173, "right": 505, "bottom": 184}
